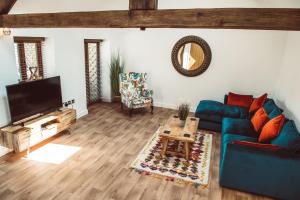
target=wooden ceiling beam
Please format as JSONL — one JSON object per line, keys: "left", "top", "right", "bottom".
{"left": 1, "top": 8, "right": 300, "bottom": 30}
{"left": 129, "top": 0, "right": 157, "bottom": 10}
{"left": 0, "top": 0, "right": 17, "bottom": 14}
{"left": 0, "top": 15, "right": 3, "bottom": 27}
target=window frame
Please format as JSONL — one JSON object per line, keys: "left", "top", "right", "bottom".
{"left": 14, "top": 37, "right": 45, "bottom": 81}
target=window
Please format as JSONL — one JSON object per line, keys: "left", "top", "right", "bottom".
{"left": 14, "top": 37, "right": 45, "bottom": 81}
{"left": 84, "top": 39, "right": 103, "bottom": 105}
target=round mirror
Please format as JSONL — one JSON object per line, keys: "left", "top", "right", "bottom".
{"left": 172, "top": 36, "right": 212, "bottom": 77}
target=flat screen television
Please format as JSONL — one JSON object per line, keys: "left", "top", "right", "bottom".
{"left": 6, "top": 76, "right": 63, "bottom": 123}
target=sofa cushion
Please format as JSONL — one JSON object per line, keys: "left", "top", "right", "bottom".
{"left": 196, "top": 113, "right": 223, "bottom": 123}
{"left": 223, "top": 105, "right": 248, "bottom": 119}
{"left": 227, "top": 92, "right": 253, "bottom": 109}
{"left": 259, "top": 114, "right": 285, "bottom": 143}
{"left": 195, "top": 100, "right": 224, "bottom": 116}
{"left": 271, "top": 120, "right": 300, "bottom": 152}
{"left": 222, "top": 118, "right": 257, "bottom": 138}
{"left": 249, "top": 93, "right": 268, "bottom": 113}
{"left": 251, "top": 108, "right": 269, "bottom": 133}
{"left": 268, "top": 107, "right": 282, "bottom": 119}
{"left": 263, "top": 99, "right": 282, "bottom": 115}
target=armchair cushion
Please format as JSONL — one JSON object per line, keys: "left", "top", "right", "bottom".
{"left": 119, "top": 72, "right": 153, "bottom": 109}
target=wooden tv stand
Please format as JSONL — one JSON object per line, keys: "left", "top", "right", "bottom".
{"left": 0, "top": 108, "right": 76, "bottom": 154}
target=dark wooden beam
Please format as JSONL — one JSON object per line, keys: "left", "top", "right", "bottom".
{"left": 0, "top": 15, "right": 3, "bottom": 27}
{"left": 13, "top": 36, "right": 45, "bottom": 43}
{"left": 1, "top": 8, "right": 300, "bottom": 30}
{"left": 129, "top": 0, "right": 157, "bottom": 10}
{"left": 0, "top": 0, "right": 17, "bottom": 14}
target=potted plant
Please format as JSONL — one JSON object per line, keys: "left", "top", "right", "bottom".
{"left": 178, "top": 103, "right": 190, "bottom": 127}
{"left": 110, "top": 53, "right": 125, "bottom": 102}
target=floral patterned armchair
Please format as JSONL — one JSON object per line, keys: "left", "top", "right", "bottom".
{"left": 119, "top": 72, "right": 153, "bottom": 116}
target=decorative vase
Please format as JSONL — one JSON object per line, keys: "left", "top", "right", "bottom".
{"left": 179, "top": 119, "right": 186, "bottom": 127}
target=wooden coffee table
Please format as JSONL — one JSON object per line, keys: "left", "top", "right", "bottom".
{"left": 158, "top": 115, "right": 200, "bottom": 160}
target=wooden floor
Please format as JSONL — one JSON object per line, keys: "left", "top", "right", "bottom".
{"left": 0, "top": 103, "right": 272, "bottom": 200}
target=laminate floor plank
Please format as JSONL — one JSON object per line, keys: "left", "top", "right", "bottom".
{"left": 0, "top": 103, "right": 272, "bottom": 200}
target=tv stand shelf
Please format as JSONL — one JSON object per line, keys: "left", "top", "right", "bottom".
{"left": 0, "top": 108, "right": 76, "bottom": 153}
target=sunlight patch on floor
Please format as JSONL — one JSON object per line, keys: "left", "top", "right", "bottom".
{"left": 23, "top": 143, "right": 81, "bottom": 164}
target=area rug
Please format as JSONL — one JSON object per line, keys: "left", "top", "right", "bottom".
{"left": 130, "top": 129, "right": 213, "bottom": 187}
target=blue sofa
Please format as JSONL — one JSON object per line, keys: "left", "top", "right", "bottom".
{"left": 195, "top": 96, "right": 249, "bottom": 132}
{"left": 195, "top": 96, "right": 300, "bottom": 200}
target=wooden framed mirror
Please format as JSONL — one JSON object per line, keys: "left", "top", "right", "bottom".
{"left": 171, "top": 36, "right": 212, "bottom": 77}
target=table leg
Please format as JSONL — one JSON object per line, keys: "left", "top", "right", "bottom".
{"left": 184, "top": 142, "right": 190, "bottom": 160}
{"left": 161, "top": 138, "right": 169, "bottom": 157}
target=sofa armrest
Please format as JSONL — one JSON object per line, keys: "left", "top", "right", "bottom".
{"left": 220, "top": 141, "right": 300, "bottom": 199}
{"left": 231, "top": 140, "right": 282, "bottom": 152}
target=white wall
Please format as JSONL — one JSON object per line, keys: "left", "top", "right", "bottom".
{"left": 9, "top": 0, "right": 300, "bottom": 14}
{"left": 0, "top": 37, "right": 18, "bottom": 127}
{"left": 0, "top": 28, "right": 288, "bottom": 127}
{"left": 121, "top": 29, "right": 287, "bottom": 110}
{"left": 275, "top": 32, "right": 300, "bottom": 129}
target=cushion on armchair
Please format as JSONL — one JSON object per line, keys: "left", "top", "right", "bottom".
{"left": 271, "top": 120, "right": 300, "bottom": 152}
{"left": 119, "top": 72, "right": 153, "bottom": 109}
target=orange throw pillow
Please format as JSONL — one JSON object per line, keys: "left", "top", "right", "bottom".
{"left": 227, "top": 92, "right": 253, "bottom": 108}
{"left": 259, "top": 114, "right": 285, "bottom": 143}
{"left": 251, "top": 108, "right": 269, "bottom": 133}
{"left": 249, "top": 93, "right": 268, "bottom": 113}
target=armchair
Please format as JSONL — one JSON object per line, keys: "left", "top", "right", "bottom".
{"left": 119, "top": 72, "right": 153, "bottom": 116}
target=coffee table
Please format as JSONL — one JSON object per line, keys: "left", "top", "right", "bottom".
{"left": 158, "top": 115, "right": 200, "bottom": 160}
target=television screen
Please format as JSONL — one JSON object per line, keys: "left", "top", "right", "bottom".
{"left": 6, "top": 76, "right": 63, "bottom": 123}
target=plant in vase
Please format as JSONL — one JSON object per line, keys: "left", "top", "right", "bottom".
{"left": 178, "top": 103, "right": 190, "bottom": 127}
{"left": 110, "top": 53, "right": 125, "bottom": 102}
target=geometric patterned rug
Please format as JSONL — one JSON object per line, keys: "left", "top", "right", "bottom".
{"left": 131, "top": 129, "right": 213, "bottom": 187}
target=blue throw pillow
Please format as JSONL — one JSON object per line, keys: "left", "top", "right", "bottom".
{"left": 263, "top": 99, "right": 282, "bottom": 115}
{"left": 269, "top": 107, "right": 282, "bottom": 119}
{"left": 271, "top": 120, "right": 300, "bottom": 152}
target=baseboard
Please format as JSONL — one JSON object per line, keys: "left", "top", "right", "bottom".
{"left": 77, "top": 109, "right": 89, "bottom": 119}
{"left": 102, "top": 97, "right": 112, "bottom": 103}
{"left": 154, "top": 102, "right": 196, "bottom": 112}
